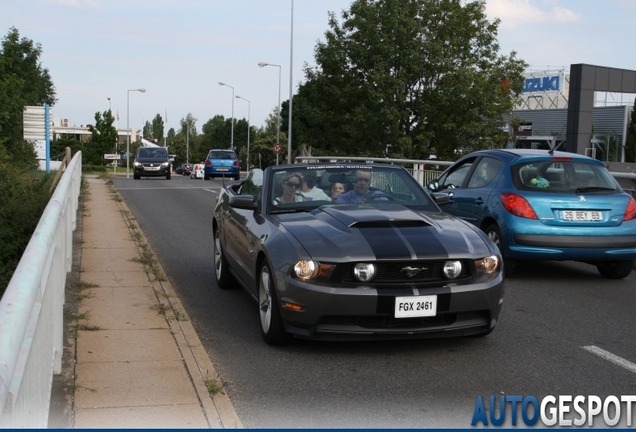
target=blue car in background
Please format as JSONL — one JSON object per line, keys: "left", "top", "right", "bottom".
{"left": 427, "top": 149, "right": 636, "bottom": 279}
{"left": 204, "top": 149, "right": 240, "bottom": 181}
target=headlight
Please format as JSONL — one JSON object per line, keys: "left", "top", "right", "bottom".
{"left": 443, "top": 261, "right": 462, "bottom": 279}
{"left": 294, "top": 260, "right": 319, "bottom": 280}
{"left": 353, "top": 263, "right": 376, "bottom": 282}
{"left": 162, "top": 162, "right": 169, "bottom": 167}
{"left": 474, "top": 255, "right": 501, "bottom": 283}
{"left": 133, "top": 161, "right": 141, "bottom": 167}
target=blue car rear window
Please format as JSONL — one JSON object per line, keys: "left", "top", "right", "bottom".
{"left": 208, "top": 151, "right": 236, "bottom": 159}
{"left": 513, "top": 160, "right": 618, "bottom": 193}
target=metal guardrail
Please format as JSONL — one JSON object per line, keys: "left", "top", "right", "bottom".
{"left": 0, "top": 151, "right": 82, "bottom": 427}
{"left": 295, "top": 155, "right": 636, "bottom": 196}
{"left": 294, "top": 156, "right": 453, "bottom": 185}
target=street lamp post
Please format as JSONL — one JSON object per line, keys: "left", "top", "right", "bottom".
{"left": 126, "top": 88, "right": 146, "bottom": 178}
{"left": 235, "top": 95, "right": 251, "bottom": 171}
{"left": 218, "top": 82, "right": 235, "bottom": 150}
{"left": 288, "top": 0, "right": 294, "bottom": 164}
{"left": 258, "top": 62, "right": 282, "bottom": 165}
{"left": 107, "top": 98, "right": 114, "bottom": 170}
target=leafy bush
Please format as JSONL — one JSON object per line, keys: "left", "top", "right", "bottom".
{"left": 82, "top": 164, "right": 108, "bottom": 173}
{"left": 0, "top": 162, "right": 53, "bottom": 298}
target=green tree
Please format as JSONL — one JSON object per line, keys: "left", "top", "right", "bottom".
{"left": 142, "top": 114, "right": 165, "bottom": 142}
{"left": 201, "top": 115, "right": 228, "bottom": 150}
{"left": 86, "top": 110, "right": 117, "bottom": 165}
{"left": 295, "top": 0, "right": 526, "bottom": 160}
{"left": 50, "top": 135, "right": 82, "bottom": 160}
{"left": 174, "top": 114, "right": 199, "bottom": 163}
{"left": 625, "top": 98, "right": 636, "bottom": 163}
{"left": 0, "top": 27, "right": 57, "bottom": 167}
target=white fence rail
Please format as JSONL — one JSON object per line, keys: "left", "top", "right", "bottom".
{"left": 0, "top": 152, "right": 82, "bottom": 428}
{"left": 294, "top": 155, "right": 454, "bottom": 184}
{"left": 295, "top": 155, "right": 636, "bottom": 196}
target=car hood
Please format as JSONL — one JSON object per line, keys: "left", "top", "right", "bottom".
{"left": 275, "top": 204, "right": 493, "bottom": 261}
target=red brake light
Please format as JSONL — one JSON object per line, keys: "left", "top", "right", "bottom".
{"left": 205, "top": 160, "right": 211, "bottom": 166}
{"left": 233, "top": 160, "right": 239, "bottom": 167}
{"left": 501, "top": 193, "right": 538, "bottom": 219}
{"left": 552, "top": 157, "right": 572, "bottom": 162}
{"left": 624, "top": 197, "right": 636, "bottom": 221}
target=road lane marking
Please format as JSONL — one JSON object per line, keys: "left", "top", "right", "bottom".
{"left": 582, "top": 345, "right": 636, "bottom": 374}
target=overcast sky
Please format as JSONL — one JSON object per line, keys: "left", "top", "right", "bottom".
{"left": 2, "top": 0, "right": 635, "bottom": 133}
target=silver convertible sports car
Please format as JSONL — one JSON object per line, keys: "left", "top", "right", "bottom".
{"left": 212, "top": 163, "right": 505, "bottom": 344}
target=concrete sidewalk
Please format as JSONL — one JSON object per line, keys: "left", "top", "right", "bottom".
{"left": 51, "top": 176, "right": 242, "bottom": 428}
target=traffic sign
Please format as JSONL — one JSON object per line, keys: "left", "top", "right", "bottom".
{"left": 104, "top": 154, "right": 121, "bottom": 160}
{"left": 273, "top": 143, "right": 282, "bottom": 154}
{"left": 23, "top": 105, "right": 52, "bottom": 141}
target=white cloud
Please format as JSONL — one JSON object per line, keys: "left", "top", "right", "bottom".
{"left": 485, "top": 0, "right": 579, "bottom": 30}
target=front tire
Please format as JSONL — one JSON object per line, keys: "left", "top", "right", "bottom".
{"left": 213, "top": 225, "right": 236, "bottom": 289}
{"left": 258, "top": 262, "right": 293, "bottom": 345}
{"left": 596, "top": 260, "right": 634, "bottom": 279}
{"left": 166, "top": 173, "right": 171, "bottom": 180}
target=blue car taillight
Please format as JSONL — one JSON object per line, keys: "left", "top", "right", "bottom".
{"left": 501, "top": 193, "right": 538, "bottom": 219}
{"left": 624, "top": 197, "right": 636, "bottom": 221}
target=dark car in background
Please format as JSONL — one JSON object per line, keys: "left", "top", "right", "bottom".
{"left": 204, "top": 149, "right": 240, "bottom": 180}
{"left": 427, "top": 149, "right": 636, "bottom": 279}
{"left": 212, "top": 163, "right": 504, "bottom": 344}
{"left": 175, "top": 163, "right": 192, "bottom": 176}
{"left": 133, "top": 147, "right": 171, "bottom": 180}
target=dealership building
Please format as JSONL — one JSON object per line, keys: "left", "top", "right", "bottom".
{"left": 506, "top": 65, "right": 636, "bottom": 163}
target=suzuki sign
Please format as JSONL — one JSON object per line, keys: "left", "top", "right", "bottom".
{"left": 522, "top": 75, "right": 561, "bottom": 93}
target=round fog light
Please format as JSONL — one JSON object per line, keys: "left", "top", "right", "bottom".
{"left": 443, "top": 261, "right": 462, "bottom": 279}
{"left": 353, "top": 263, "right": 376, "bottom": 282}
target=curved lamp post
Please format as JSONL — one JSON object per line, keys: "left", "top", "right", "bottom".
{"left": 218, "top": 82, "right": 235, "bottom": 150}
{"left": 126, "top": 88, "right": 146, "bottom": 178}
{"left": 258, "top": 62, "right": 282, "bottom": 165}
{"left": 288, "top": 0, "right": 294, "bottom": 164}
{"left": 235, "top": 95, "right": 251, "bottom": 171}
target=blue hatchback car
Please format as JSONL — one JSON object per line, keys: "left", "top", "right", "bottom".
{"left": 204, "top": 149, "right": 240, "bottom": 181}
{"left": 428, "top": 149, "right": 636, "bottom": 279}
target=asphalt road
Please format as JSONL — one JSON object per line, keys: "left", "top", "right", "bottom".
{"left": 111, "top": 174, "right": 636, "bottom": 428}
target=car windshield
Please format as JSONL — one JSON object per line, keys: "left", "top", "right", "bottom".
{"left": 268, "top": 165, "right": 438, "bottom": 212}
{"left": 208, "top": 151, "right": 236, "bottom": 159}
{"left": 137, "top": 148, "right": 167, "bottom": 158}
{"left": 513, "top": 159, "right": 618, "bottom": 193}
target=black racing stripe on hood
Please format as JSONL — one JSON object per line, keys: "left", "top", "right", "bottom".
{"left": 357, "top": 224, "right": 449, "bottom": 260}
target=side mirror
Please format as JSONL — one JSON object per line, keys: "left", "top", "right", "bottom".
{"left": 229, "top": 195, "right": 257, "bottom": 210}
{"left": 427, "top": 180, "right": 440, "bottom": 191}
{"left": 432, "top": 192, "right": 450, "bottom": 207}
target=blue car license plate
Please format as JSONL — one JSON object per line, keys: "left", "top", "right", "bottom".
{"left": 559, "top": 210, "right": 603, "bottom": 221}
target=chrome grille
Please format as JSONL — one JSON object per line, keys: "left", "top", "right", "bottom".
{"left": 337, "top": 260, "right": 471, "bottom": 285}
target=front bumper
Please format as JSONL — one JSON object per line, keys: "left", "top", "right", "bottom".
{"left": 134, "top": 163, "right": 170, "bottom": 176}
{"left": 275, "top": 274, "right": 504, "bottom": 341}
